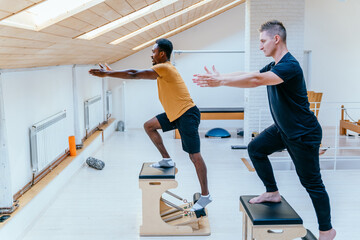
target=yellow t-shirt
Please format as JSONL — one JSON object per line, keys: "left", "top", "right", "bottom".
{"left": 152, "top": 61, "right": 195, "bottom": 122}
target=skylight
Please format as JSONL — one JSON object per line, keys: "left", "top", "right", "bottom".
{"left": 77, "top": 0, "right": 178, "bottom": 40}
{"left": 0, "top": 0, "right": 105, "bottom": 31}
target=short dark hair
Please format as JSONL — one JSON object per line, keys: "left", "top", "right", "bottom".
{"left": 155, "top": 38, "right": 173, "bottom": 59}
{"left": 259, "top": 20, "right": 287, "bottom": 43}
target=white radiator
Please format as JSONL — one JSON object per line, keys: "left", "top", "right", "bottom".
{"left": 84, "top": 95, "right": 102, "bottom": 135}
{"left": 30, "top": 110, "right": 67, "bottom": 174}
{"left": 106, "top": 91, "right": 112, "bottom": 120}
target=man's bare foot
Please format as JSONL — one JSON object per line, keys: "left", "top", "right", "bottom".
{"left": 249, "top": 191, "right": 281, "bottom": 204}
{"left": 319, "top": 228, "right": 336, "bottom": 240}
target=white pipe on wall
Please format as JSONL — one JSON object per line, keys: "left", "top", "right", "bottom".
{"left": 0, "top": 72, "right": 14, "bottom": 208}
{"left": 72, "top": 65, "right": 82, "bottom": 146}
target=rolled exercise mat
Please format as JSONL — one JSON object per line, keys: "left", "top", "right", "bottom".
{"left": 86, "top": 157, "right": 105, "bottom": 170}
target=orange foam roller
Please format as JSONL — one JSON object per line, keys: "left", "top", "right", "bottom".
{"left": 69, "top": 136, "right": 76, "bottom": 156}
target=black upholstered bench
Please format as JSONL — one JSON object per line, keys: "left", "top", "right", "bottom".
{"left": 239, "top": 195, "right": 307, "bottom": 240}
{"left": 139, "top": 162, "right": 176, "bottom": 179}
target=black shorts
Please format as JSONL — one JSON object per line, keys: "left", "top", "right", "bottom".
{"left": 156, "top": 106, "right": 201, "bottom": 154}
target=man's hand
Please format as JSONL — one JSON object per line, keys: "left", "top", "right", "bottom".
{"left": 193, "top": 65, "right": 223, "bottom": 87}
{"left": 89, "top": 63, "right": 112, "bottom": 78}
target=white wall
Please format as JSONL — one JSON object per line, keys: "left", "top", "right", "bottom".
{"left": 2, "top": 66, "right": 74, "bottom": 194}
{"left": 1, "top": 64, "right": 105, "bottom": 196}
{"left": 109, "top": 4, "right": 246, "bottom": 129}
{"left": 75, "top": 65, "right": 104, "bottom": 137}
{"left": 304, "top": 0, "right": 360, "bottom": 126}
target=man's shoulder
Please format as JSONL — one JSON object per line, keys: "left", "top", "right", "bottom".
{"left": 281, "top": 52, "right": 300, "bottom": 65}
{"left": 260, "top": 61, "right": 275, "bottom": 73}
{"left": 152, "top": 62, "right": 176, "bottom": 72}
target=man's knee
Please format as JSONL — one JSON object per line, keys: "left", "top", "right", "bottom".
{"left": 189, "top": 152, "right": 202, "bottom": 162}
{"left": 247, "top": 140, "right": 259, "bottom": 158}
{"left": 144, "top": 118, "right": 159, "bottom": 132}
{"left": 143, "top": 121, "right": 152, "bottom": 131}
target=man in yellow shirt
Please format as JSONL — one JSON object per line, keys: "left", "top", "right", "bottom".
{"left": 89, "top": 38, "right": 211, "bottom": 211}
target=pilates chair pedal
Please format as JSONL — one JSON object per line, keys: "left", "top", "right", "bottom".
{"left": 194, "top": 208, "right": 206, "bottom": 218}
{"left": 0, "top": 215, "right": 10, "bottom": 223}
{"left": 301, "top": 229, "right": 318, "bottom": 240}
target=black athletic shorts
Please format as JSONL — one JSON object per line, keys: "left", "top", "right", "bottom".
{"left": 156, "top": 106, "right": 201, "bottom": 154}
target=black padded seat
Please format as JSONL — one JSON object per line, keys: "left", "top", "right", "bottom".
{"left": 240, "top": 195, "right": 303, "bottom": 225}
{"left": 139, "top": 162, "right": 176, "bottom": 179}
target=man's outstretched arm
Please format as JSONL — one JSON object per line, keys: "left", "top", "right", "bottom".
{"left": 193, "top": 67, "right": 283, "bottom": 88}
{"left": 89, "top": 63, "right": 158, "bottom": 80}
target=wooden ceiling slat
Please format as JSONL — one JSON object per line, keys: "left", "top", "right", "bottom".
{"left": 113, "top": 26, "right": 132, "bottom": 36}
{"left": 128, "top": 0, "right": 149, "bottom": 11}
{"left": 88, "top": 2, "right": 121, "bottom": 22}
{"left": 27, "top": 0, "right": 43, "bottom": 3}
{"left": 139, "top": 27, "right": 158, "bottom": 40}
{"left": 183, "top": 0, "right": 199, "bottom": 9}
{"left": 0, "top": 46, "right": 43, "bottom": 54}
{"left": 0, "top": 9, "right": 11, "bottom": 19}
{"left": 105, "top": 0, "right": 134, "bottom": 16}
{"left": 142, "top": 13, "right": 157, "bottom": 24}
{"left": 73, "top": 10, "right": 109, "bottom": 28}
{"left": 167, "top": 19, "right": 176, "bottom": 30}
{"left": 131, "top": 17, "right": 149, "bottom": 28}
{"left": 153, "top": 8, "right": 170, "bottom": 34}
{"left": 0, "top": 26, "right": 69, "bottom": 42}
{"left": 145, "top": 0, "right": 158, "bottom": 5}
{"left": 123, "top": 21, "right": 142, "bottom": 32}
{"left": 0, "top": 36, "right": 54, "bottom": 48}
{"left": 163, "top": 4, "right": 176, "bottom": 31}
{"left": 100, "top": 31, "right": 123, "bottom": 41}
{"left": 153, "top": 7, "right": 166, "bottom": 21}
{"left": 40, "top": 25, "right": 83, "bottom": 39}
{"left": 173, "top": 0, "right": 184, "bottom": 12}
{"left": 0, "top": 0, "right": 33, "bottom": 14}
{"left": 196, "top": 0, "right": 215, "bottom": 20}
{"left": 57, "top": 17, "right": 95, "bottom": 33}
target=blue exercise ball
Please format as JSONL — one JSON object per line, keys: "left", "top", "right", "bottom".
{"left": 205, "top": 128, "right": 231, "bottom": 138}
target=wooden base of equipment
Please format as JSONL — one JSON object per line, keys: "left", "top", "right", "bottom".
{"left": 139, "top": 162, "right": 210, "bottom": 236}
{"left": 340, "top": 105, "right": 360, "bottom": 135}
{"left": 240, "top": 195, "right": 307, "bottom": 240}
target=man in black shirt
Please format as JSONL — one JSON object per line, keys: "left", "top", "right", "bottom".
{"left": 193, "top": 20, "right": 336, "bottom": 240}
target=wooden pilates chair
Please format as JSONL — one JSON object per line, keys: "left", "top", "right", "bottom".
{"left": 138, "top": 162, "right": 210, "bottom": 236}
{"left": 307, "top": 91, "right": 323, "bottom": 118}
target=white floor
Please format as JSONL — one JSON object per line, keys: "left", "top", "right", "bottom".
{"left": 20, "top": 129, "right": 360, "bottom": 240}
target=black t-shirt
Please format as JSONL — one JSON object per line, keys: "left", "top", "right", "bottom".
{"left": 260, "top": 52, "right": 319, "bottom": 139}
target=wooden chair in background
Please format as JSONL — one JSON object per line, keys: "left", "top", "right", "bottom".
{"left": 307, "top": 91, "right": 323, "bottom": 118}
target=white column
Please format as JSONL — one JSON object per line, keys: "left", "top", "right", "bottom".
{"left": 0, "top": 72, "right": 13, "bottom": 208}
{"left": 102, "top": 77, "right": 108, "bottom": 122}
{"left": 72, "top": 65, "right": 82, "bottom": 146}
{"left": 243, "top": 0, "right": 305, "bottom": 143}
